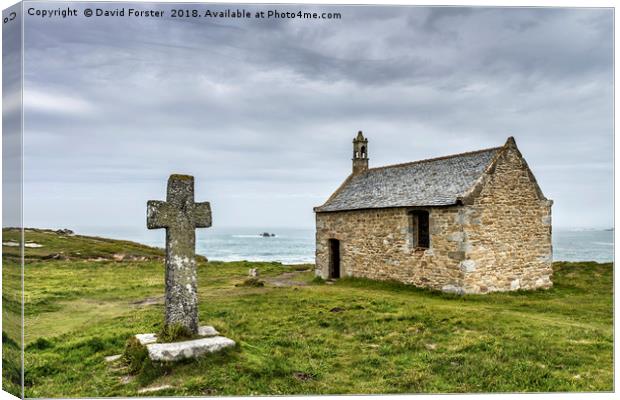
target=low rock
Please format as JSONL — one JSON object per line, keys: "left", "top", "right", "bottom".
{"left": 135, "top": 333, "right": 158, "bottom": 346}
{"left": 137, "top": 384, "right": 173, "bottom": 394}
{"left": 198, "top": 326, "right": 219, "bottom": 336}
{"left": 105, "top": 354, "right": 122, "bottom": 363}
{"left": 441, "top": 284, "right": 464, "bottom": 295}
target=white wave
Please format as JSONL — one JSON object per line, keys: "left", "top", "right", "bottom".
{"left": 209, "top": 256, "right": 313, "bottom": 265}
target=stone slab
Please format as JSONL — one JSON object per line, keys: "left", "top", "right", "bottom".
{"left": 135, "top": 325, "right": 219, "bottom": 346}
{"left": 104, "top": 354, "right": 122, "bottom": 363}
{"left": 137, "top": 384, "right": 173, "bottom": 393}
{"left": 135, "top": 333, "right": 157, "bottom": 346}
{"left": 197, "top": 325, "right": 219, "bottom": 336}
{"left": 146, "top": 336, "right": 235, "bottom": 362}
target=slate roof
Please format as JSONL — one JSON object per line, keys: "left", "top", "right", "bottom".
{"left": 315, "top": 147, "right": 502, "bottom": 212}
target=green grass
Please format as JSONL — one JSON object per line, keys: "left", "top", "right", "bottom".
{"left": 3, "top": 229, "right": 23, "bottom": 397}
{"left": 2, "top": 228, "right": 167, "bottom": 261}
{"left": 2, "top": 229, "right": 613, "bottom": 397}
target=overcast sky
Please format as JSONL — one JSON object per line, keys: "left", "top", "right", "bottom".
{"left": 18, "top": 4, "right": 613, "bottom": 231}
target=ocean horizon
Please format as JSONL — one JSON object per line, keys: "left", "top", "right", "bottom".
{"left": 61, "top": 225, "right": 614, "bottom": 265}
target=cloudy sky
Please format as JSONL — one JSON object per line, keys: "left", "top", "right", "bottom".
{"left": 16, "top": 3, "right": 613, "bottom": 232}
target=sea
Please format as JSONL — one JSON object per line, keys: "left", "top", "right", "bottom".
{"left": 76, "top": 226, "right": 613, "bottom": 264}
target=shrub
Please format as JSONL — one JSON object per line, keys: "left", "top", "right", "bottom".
{"left": 289, "top": 264, "right": 313, "bottom": 272}
{"left": 123, "top": 337, "right": 149, "bottom": 374}
{"left": 86, "top": 337, "right": 106, "bottom": 353}
{"left": 122, "top": 336, "right": 172, "bottom": 385}
{"left": 27, "top": 337, "right": 54, "bottom": 351}
{"left": 2, "top": 331, "right": 19, "bottom": 348}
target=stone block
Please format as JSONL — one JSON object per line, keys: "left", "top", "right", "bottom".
{"left": 135, "top": 325, "right": 219, "bottom": 346}
{"left": 535, "top": 275, "right": 551, "bottom": 288}
{"left": 441, "top": 284, "right": 464, "bottom": 295}
{"left": 447, "top": 232, "right": 464, "bottom": 242}
{"left": 538, "top": 253, "right": 552, "bottom": 263}
{"left": 458, "top": 242, "right": 473, "bottom": 252}
{"left": 104, "top": 354, "right": 122, "bottom": 363}
{"left": 147, "top": 336, "right": 236, "bottom": 362}
{"left": 198, "top": 325, "right": 219, "bottom": 336}
{"left": 135, "top": 333, "right": 157, "bottom": 346}
{"left": 448, "top": 251, "right": 466, "bottom": 261}
{"left": 460, "top": 260, "right": 476, "bottom": 273}
{"left": 138, "top": 385, "right": 173, "bottom": 394}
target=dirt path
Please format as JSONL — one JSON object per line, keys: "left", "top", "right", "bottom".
{"left": 264, "top": 270, "right": 311, "bottom": 287}
{"left": 131, "top": 270, "right": 313, "bottom": 308}
{"left": 132, "top": 296, "right": 164, "bottom": 307}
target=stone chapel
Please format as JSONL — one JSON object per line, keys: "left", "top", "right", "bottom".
{"left": 314, "top": 132, "right": 553, "bottom": 294}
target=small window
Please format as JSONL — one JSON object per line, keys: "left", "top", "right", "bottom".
{"left": 410, "top": 210, "right": 430, "bottom": 249}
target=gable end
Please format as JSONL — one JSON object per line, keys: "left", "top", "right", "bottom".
{"left": 457, "top": 137, "right": 549, "bottom": 206}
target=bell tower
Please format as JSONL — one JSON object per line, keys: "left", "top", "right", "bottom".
{"left": 352, "top": 131, "right": 368, "bottom": 175}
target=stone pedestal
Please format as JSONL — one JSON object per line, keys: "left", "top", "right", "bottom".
{"left": 135, "top": 325, "right": 235, "bottom": 362}
{"left": 147, "top": 336, "right": 235, "bottom": 362}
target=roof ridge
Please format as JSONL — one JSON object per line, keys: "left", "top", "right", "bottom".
{"left": 365, "top": 146, "right": 503, "bottom": 173}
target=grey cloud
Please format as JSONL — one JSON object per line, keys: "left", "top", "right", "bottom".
{"left": 18, "top": 3, "right": 614, "bottom": 230}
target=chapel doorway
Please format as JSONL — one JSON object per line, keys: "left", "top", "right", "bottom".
{"left": 328, "top": 239, "right": 341, "bottom": 279}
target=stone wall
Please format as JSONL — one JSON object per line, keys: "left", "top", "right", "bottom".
{"left": 315, "top": 145, "right": 553, "bottom": 294}
{"left": 459, "top": 145, "right": 553, "bottom": 293}
{"left": 315, "top": 206, "right": 466, "bottom": 291}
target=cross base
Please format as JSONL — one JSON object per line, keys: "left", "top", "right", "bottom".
{"left": 134, "top": 325, "right": 235, "bottom": 362}
{"left": 147, "top": 336, "right": 236, "bottom": 362}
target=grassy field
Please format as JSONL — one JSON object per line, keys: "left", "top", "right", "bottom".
{"left": 2, "top": 228, "right": 614, "bottom": 397}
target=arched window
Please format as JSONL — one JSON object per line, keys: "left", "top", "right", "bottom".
{"left": 360, "top": 146, "right": 366, "bottom": 158}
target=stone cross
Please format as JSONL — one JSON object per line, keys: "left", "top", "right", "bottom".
{"left": 147, "top": 174, "right": 211, "bottom": 335}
